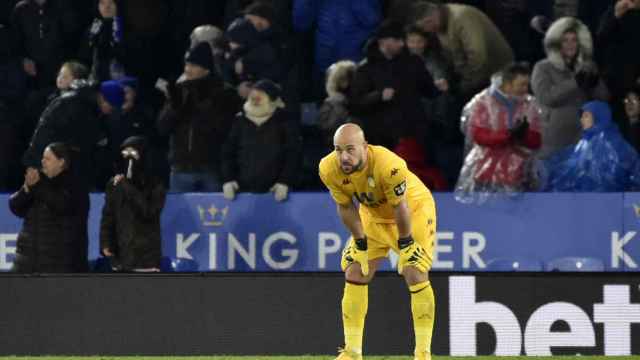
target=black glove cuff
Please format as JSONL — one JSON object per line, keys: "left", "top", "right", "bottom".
{"left": 398, "top": 236, "right": 414, "bottom": 249}
{"left": 355, "top": 237, "right": 368, "bottom": 251}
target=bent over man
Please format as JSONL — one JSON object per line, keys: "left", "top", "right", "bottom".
{"left": 319, "top": 123, "right": 436, "bottom": 360}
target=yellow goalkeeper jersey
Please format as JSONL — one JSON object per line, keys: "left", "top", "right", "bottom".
{"left": 319, "top": 145, "right": 433, "bottom": 223}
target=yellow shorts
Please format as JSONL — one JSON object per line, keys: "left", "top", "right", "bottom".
{"left": 346, "top": 207, "right": 435, "bottom": 270}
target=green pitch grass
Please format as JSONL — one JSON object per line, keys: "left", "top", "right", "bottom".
{"left": 1, "top": 357, "right": 639, "bottom": 360}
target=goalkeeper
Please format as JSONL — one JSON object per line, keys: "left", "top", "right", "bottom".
{"left": 319, "top": 124, "right": 436, "bottom": 360}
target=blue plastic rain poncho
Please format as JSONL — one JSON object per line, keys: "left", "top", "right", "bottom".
{"left": 545, "top": 101, "right": 640, "bottom": 191}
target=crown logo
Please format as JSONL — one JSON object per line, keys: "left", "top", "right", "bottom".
{"left": 197, "top": 204, "right": 229, "bottom": 227}
{"left": 634, "top": 204, "right": 640, "bottom": 218}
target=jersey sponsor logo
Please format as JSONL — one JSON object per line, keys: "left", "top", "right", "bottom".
{"left": 353, "top": 192, "right": 387, "bottom": 208}
{"left": 354, "top": 192, "right": 375, "bottom": 204}
{"left": 394, "top": 181, "right": 407, "bottom": 196}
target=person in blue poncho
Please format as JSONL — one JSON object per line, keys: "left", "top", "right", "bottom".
{"left": 545, "top": 100, "right": 640, "bottom": 191}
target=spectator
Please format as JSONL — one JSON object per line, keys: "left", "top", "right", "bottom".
{"left": 9, "top": 142, "right": 90, "bottom": 273}
{"left": 622, "top": 86, "right": 640, "bottom": 152}
{"left": 318, "top": 60, "right": 357, "bottom": 149}
{"left": 349, "top": 20, "right": 442, "bottom": 150}
{"left": 596, "top": 0, "right": 640, "bottom": 117}
{"left": 157, "top": 42, "right": 241, "bottom": 192}
{"left": 224, "top": 0, "right": 293, "bottom": 34}
{"left": 223, "top": 18, "right": 284, "bottom": 95}
{"left": 94, "top": 77, "right": 156, "bottom": 189}
{"left": 189, "top": 25, "right": 225, "bottom": 77}
{"left": 408, "top": 1, "right": 514, "bottom": 100}
{"left": 22, "top": 78, "right": 100, "bottom": 188}
{"left": 456, "top": 63, "right": 542, "bottom": 202}
{"left": 405, "top": 25, "right": 461, "bottom": 186}
{"left": 531, "top": 17, "right": 609, "bottom": 159}
{"left": 221, "top": 79, "right": 301, "bottom": 202}
{"left": 292, "top": 0, "right": 381, "bottom": 88}
{"left": 25, "top": 61, "right": 89, "bottom": 137}
{"left": 545, "top": 101, "right": 640, "bottom": 191}
{"left": 168, "top": 1, "right": 226, "bottom": 80}
{"left": 10, "top": 0, "right": 79, "bottom": 89}
{"left": 100, "top": 136, "right": 166, "bottom": 272}
{"left": 79, "top": 0, "right": 125, "bottom": 82}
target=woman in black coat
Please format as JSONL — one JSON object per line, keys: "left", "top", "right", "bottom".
{"left": 9, "top": 142, "right": 90, "bottom": 273}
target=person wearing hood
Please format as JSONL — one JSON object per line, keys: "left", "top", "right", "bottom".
{"left": 157, "top": 41, "right": 241, "bottom": 192}
{"left": 349, "top": 20, "right": 443, "bottom": 151}
{"left": 100, "top": 136, "right": 166, "bottom": 272}
{"left": 545, "top": 101, "right": 640, "bottom": 192}
{"left": 318, "top": 60, "right": 357, "bottom": 149}
{"left": 22, "top": 78, "right": 100, "bottom": 189}
{"left": 455, "top": 62, "right": 542, "bottom": 201}
{"left": 221, "top": 79, "right": 302, "bottom": 202}
{"left": 531, "top": 17, "right": 609, "bottom": 159}
{"left": 94, "top": 76, "right": 156, "bottom": 189}
{"left": 9, "top": 142, "right": 90, "bottom": 272}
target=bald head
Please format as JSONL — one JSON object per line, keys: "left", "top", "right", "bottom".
{"left": 334, "top": 123, "right": 366, "bottom": 146}
{"left": 334, "top": 124, "right": 368, "bottom": 174}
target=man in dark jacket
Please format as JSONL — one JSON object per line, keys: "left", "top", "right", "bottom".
{"left": 10, "top": 0, "right": 79, "bottom": 89}
{"left": 221, "top": 79, "right": 301, "bottom": 201}
{"left": 157, "top": 42, "right": 241, "bottom": 192}
{"left": 22, "top": 79, "right": 100, "bottom": 188}
{"left": 350, "top": 20, "right": 441, "bottom": 149}
{"left": 9, "top": 142, "right": 89, "bottom": 273}
{"left": 100, "top": 136, "right": 166, "bottom": 272}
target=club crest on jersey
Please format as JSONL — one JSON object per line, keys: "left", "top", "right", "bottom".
{"left": 394, "top": 181, "right": 407, "bottom": 196}
{"left": 367, "top": 176, "right": 375, "bottom": 188}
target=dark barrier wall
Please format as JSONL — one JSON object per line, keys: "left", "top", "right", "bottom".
{"left": 0, "top": 273, "right": 638, "bottom": 356}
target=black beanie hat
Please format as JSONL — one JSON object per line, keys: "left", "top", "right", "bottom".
{"left": 253, "top": 79, "right": 282, "bottom": 101}
{"left": 375, "top": 20, "right": 405, "bottom": 40}
{"left": 185, "top": 42, "right": 214, "bottom": 71}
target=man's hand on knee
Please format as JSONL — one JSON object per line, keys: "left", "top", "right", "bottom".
{"left": 341, "top": 237, "right": 369, "bottom": 276}
{"left": 397, "top": 235, "right": 429, "bottom": 275}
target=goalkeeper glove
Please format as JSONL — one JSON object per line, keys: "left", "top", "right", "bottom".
{"left": 341, "top": 237, "right": 369, "bottom": 276}
{"left": 397, "top": 235, "right": 429, "bottom": 274}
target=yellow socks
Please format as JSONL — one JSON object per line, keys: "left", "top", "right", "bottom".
{"left": 342, "top": 281, "right": 368, "bottom": 355}
{"left": 410, "top": 281, "right": 435, "bottom": 356}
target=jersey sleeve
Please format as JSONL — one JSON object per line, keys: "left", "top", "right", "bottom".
{"left": 319, "top": 161, "right": 352, "bottom": 206}
{"left": 381, "top": 156, "right": 409, "bottom": 207}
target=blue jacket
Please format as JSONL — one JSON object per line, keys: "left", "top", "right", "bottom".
{"left": 545, "top": 101, "right": 640, "bottom": 191}
{"left": 293, "top": 0, "right": 381, "bottom": 74}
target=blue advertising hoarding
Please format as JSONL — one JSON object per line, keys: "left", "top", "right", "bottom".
{"left": 0, "top": 192, "right": 638, "bottom": 272}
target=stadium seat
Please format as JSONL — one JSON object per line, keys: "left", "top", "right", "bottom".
{"left": 170, "top": 258, "right": 199, "bottom": 272}
{"left": 486, "top": 257, "right": 543, "bottom": 271}
{"left": 545, "top": 257, "right": 605, "bottom": 272}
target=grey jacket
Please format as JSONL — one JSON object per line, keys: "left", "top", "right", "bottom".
{"left": 531, "top": 17, "right": 608, "bottom": 159}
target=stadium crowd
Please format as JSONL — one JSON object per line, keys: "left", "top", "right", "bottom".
{"left": 2, "top": 0, "right": 640, "bottom": 270}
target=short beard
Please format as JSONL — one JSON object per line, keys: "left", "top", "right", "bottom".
{"left": 342, "top": 158, "right": 363, "bottom": 175}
